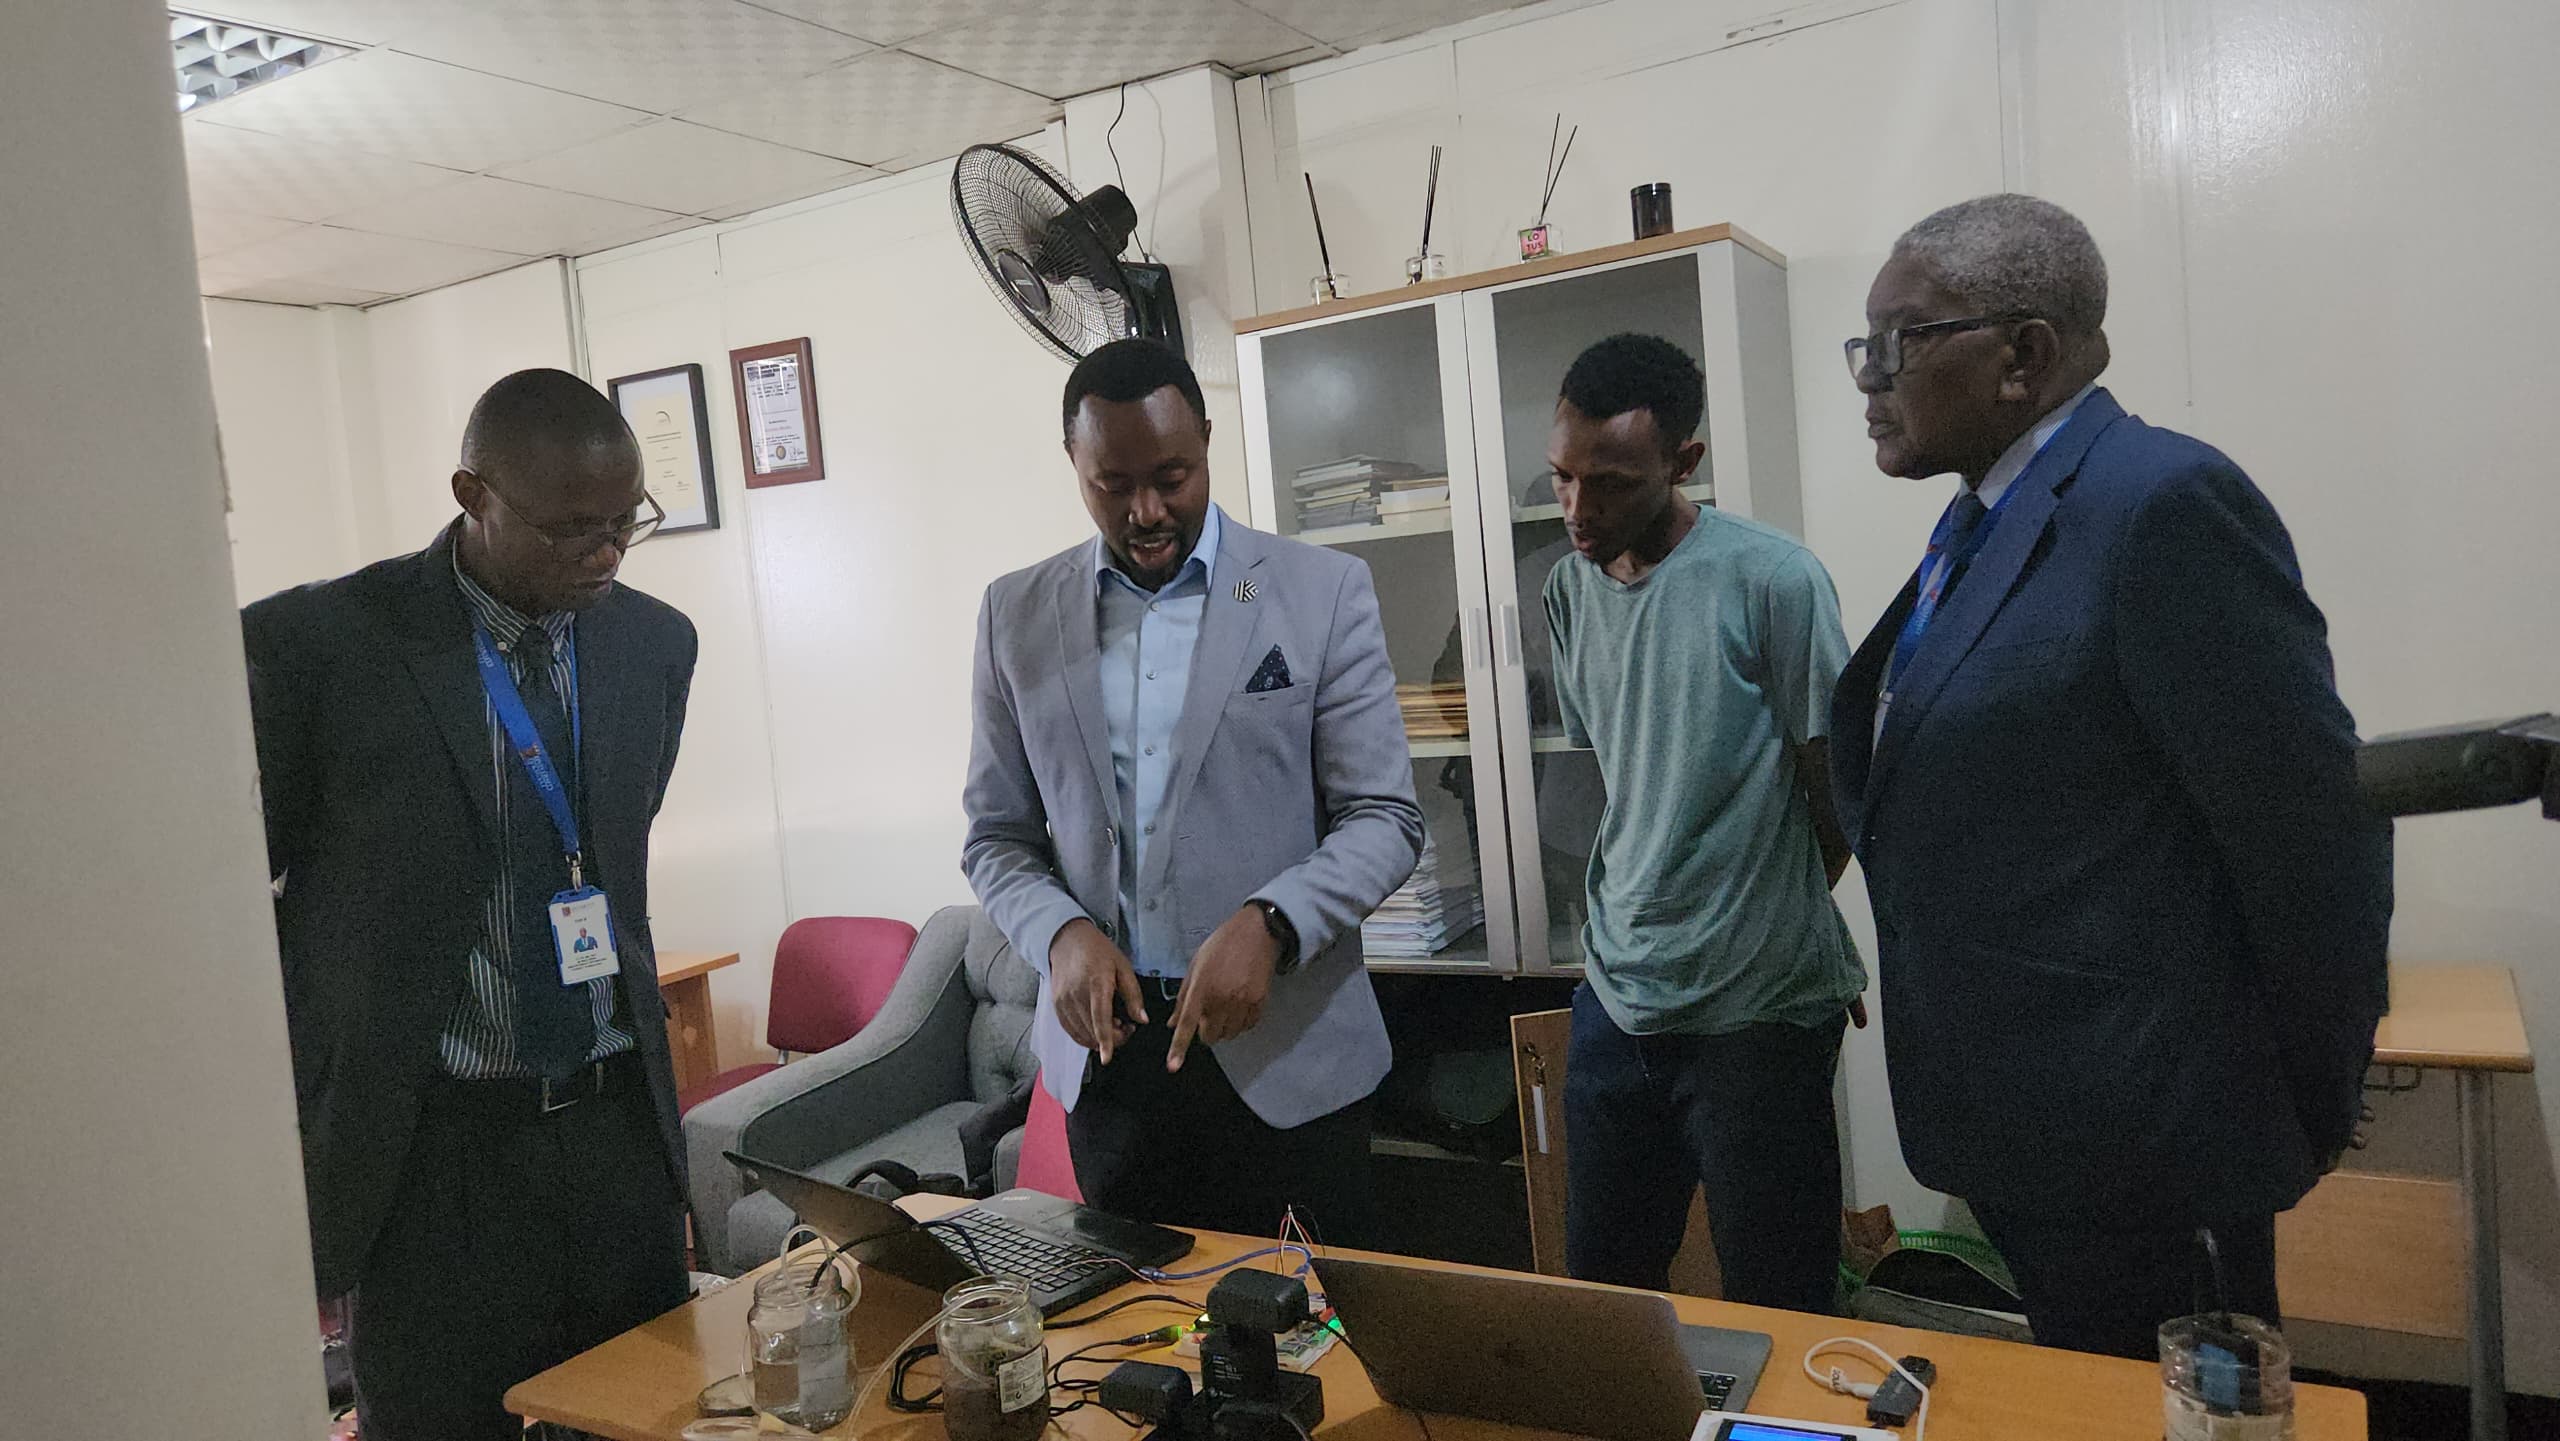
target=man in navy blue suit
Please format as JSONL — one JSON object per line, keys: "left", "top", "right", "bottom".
{"left": 1832, "top": 194, "right": 2393, "bottom": 1358}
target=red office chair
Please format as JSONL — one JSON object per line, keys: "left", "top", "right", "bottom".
{"left": 1015, "top": 1078, "right": 1082, "bottom": 1201}
{"left": 677, "top": 916, "right": 919, "bottom": 1113}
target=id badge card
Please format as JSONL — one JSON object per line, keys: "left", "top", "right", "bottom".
{"left": 550, "top": 887, "right": 620, "bottom": 985}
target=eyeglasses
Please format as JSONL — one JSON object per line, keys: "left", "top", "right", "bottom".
{"left": 472, "top": 474, "right": 665, "bottom": 556}
{"left": 1843, "top": 313, "right": 2028, "bottom": 384}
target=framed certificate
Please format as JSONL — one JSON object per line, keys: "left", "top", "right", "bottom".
{"left": 729, "top": 337, "right": 826, "bottom": 488}
{"left": 607, "top": 363, "right": 720, "bottom": 534}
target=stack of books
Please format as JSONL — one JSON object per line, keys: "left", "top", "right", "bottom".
{"left": 1397, "top": 681, "right": 1467, "bottom": 740}
{"left": 1362, "top": 836, "right": 1485, "bottom": 958}
{"left": 1292, "top": 456, "right": 1447, "bottom": 533}
{"left": 1375, "top": 474, "right": 1452, "bottom": 525}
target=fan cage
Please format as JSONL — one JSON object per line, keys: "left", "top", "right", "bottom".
{"left": 951, "top": 143, "right": 1138, "bottom": 363}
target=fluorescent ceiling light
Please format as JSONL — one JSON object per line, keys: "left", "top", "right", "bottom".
{"left": 172, "top": 12, "right": 349, "bottom": 113}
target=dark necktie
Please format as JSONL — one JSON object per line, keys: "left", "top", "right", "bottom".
{"left": 1934, "top": 491, "right": 1991, "bottom": 605}
{"left": 1887, "top": 490, "right": 1994, "bottom": 694}
{"left": 504, "top": 624, "right": 592, "bottom": 1079}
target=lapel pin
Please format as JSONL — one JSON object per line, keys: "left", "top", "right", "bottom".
{"left": 1233, "top": 579, "right": 1258, "bottom": 604}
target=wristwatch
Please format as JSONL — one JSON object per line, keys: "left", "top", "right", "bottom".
{"left": 1249, "top": 898, "right": 1301, "bottom": 974}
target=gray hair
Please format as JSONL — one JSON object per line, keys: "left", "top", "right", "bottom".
{"left": 1892, "top": 194, "right": 2108, "bottom": 339}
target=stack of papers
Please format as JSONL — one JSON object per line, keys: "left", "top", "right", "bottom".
{"left": 1363, "top": 835, "right": 1485, "bottom": 958}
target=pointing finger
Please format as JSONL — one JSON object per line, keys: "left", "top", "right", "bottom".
{"left": 1165, "top": 983, "right": 1202, "bottom": 1073}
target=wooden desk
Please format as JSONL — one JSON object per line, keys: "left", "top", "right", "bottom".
{"left": 2369, "top": 965, "right": 2535, "bottom": 1441}
{"left": 509, "top": 1199, "right": 2366, "bottom": 1441}
{"left": 655, "top": 951, "right": 740, "bottom": 1094}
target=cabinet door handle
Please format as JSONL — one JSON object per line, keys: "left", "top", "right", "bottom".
{"left": 1467, "top": 605, "right": 1490, "bottom": 670}
{"left": 1498, "top": 603, "right": 1523, "bottom": 666}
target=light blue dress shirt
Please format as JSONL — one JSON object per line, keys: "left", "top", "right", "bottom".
{"left": 1094, "top": 504, "right": 1222, "bottom": 976}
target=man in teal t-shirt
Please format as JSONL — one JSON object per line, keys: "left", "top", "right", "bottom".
{"left": 1543, "top": 334, "right": 1865, "bottom": 1315}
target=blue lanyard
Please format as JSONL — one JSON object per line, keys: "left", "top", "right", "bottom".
{"left": 470, "top": 625, "right": 585, "bottom": 886}
{"left": 1886, "top": 481, "right": 2021, "bottom": 693}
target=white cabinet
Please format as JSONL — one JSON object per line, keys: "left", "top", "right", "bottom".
{"left": 1237, "top": 226, "right": 1800, "bottom": 976}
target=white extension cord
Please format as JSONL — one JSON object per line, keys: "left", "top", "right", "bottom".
{"left": 1802, "top": 1335, "right": 1931, "bottom": 1441}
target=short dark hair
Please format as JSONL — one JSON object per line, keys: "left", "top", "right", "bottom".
{"left": 1062, "top": 339, "right": 1207, "bottom": 444}
{"left": 1558, "top": 334, "right": 1706, "bottom": 453}
{"left": 458, "top": 368, "right": 635, "bottom": 484}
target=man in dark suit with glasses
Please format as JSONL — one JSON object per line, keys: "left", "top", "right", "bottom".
{"left": 242, "top": 367, "right": 696, "bottom": 1438}
{"left": 1833, "top": 195, "right": 2391, "bottom": 1358}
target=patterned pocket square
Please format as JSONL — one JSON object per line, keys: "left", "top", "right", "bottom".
{"left": 1245, "top": 645, "right": 1294, "bottom": 693}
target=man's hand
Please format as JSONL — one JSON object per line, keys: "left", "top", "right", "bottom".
{"left": 1849, "top": 995, "right": 1870, "bottom": 1029}
{"left": 1166, "top": 906, "right": 1280, "bottom": 1072}
{"left": 1050, "top": 919, "right": 1146, "bottom": 1064}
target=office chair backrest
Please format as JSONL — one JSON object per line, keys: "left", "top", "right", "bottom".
{"left": 1016, "top": 1078, "right": 1082, "bottom": 1202}
{"left": 766, "top": 916, "right": 919, "bottom": 1056}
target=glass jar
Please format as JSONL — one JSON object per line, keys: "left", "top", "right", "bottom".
{"left": 747, "top": 1256, "right": 859, "bottom": 1430}
{"left": 937, "top": 1277, "right": 1049, "bottom": 1441}
{"left": 2160, "top": 1313, "right": 2294, "bottom": 1441}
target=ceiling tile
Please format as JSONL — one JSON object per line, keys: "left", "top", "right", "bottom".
{"left": 1238, "top": 0, "right": 1527, "bottom": 47}
{"left": 736, "top": 0, "right": 1024, "bottom": 45}
{"left": 495, "top": 119, "right": 873, "bottom": 217}
{"left": 191, "top": 48, "right": 649, "bottom": 172}
{"left": 198, "top": 268, "right": 400, "bottom": 307}
{"left": 381, "top": 0, "right": 875, "bottom": 114}
{"left": 175, "top": 2, "right": 411, "bottom": 48}
{"left": 696, "top": 170, "right": 891, "bottom": 221}
{"left": 904, "top": 1, "right": 1317, "bottom": 98}
{"left": 212, "top": 225, "right": 533, "bottom": 297}
{"left": 191, "top": 205, "right": 306, "bottom": 258}
{"left": 182, "top": 121, "right": 467, "bottom": 223}
{"left": 328, "top": 175, "right": 693, "bottom": 256}
{"left": 684, "top": 50, "right": 1054, "bottom": 168}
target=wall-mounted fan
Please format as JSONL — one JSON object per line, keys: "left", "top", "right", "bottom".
{"left": 951, "top": 142, "right": 1183, "bottom": 363}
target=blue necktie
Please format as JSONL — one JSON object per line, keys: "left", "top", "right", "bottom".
{"left": 504, "top": 625, "right": 593, "bottom": 1079}
{"left": 1887, "top": 490, "right": 1991, "bottom": 692}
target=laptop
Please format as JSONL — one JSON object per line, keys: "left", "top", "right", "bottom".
{"left": 724, "top": 1151, "right": 1194, "bottom": 1317}
{"left": 1314, "top": 1256, "right": 1772, "bottom": 1441}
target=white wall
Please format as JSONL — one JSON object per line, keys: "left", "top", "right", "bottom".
{"left": 3, "top": 1, "right": 323, "bottom": 1432}
{"left": 1248, "top": 0, "right": 2560, "bottom": 1394}
{"left": 208, "top": 297, "right": 365, "bottom": 601}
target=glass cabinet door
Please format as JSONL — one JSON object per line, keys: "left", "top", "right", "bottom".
{"left": 1463, "top": 254, "right": 1716, "bottom": 974}
{"left": 1238, "top": 297, "right": 1513, "bottom": 972}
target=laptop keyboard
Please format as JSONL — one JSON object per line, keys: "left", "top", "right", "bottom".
{"left": 1699, "top": 1372, "right": 1739, "bottom": 1410}
{"left": 932, "top": 1211, "right": 1112, "bottom": 1292}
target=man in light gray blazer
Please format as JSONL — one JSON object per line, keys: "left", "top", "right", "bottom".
{"left": 964, "top": 339, "right": 1422, "bottom": 1242}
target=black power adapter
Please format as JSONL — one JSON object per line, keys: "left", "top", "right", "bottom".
{"left": 1102, "top": 1271, "right": 1324, "bottom": 1441}
{"left": 1866, "top": 1355, "right": 1936, "bottom": 1428}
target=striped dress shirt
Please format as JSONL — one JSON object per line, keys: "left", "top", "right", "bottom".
{"left": 442, "top": 556, "right": 634, "bottom": 1078}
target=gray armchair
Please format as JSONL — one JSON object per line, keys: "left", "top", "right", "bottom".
{"left": 682, "top": 904, "right": 1041, "bottom": 1274}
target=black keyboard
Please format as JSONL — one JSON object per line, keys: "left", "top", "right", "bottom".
{"left": 930, "top": 1211, "right": 1115, "bottom": 1293}
{"left": 1699, "top": 1372, "right": 1739, "bottom": 1410}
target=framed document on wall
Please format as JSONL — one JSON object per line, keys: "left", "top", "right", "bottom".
{"left": 729, "top": 337, "right": 826, "bottom": 487}
{"left": 607, "top": 363, "right": 720, "bottom": 534}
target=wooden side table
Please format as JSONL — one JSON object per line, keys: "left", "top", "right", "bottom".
{"left": 2286, "top": 966, "right": 2536, "bottom": 1441}
{"left": 2368, "top": 965, "right": 2535, "bottom": 1441}
{"left": 654, "top": 951, "right": 741, "bottom": 1095}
